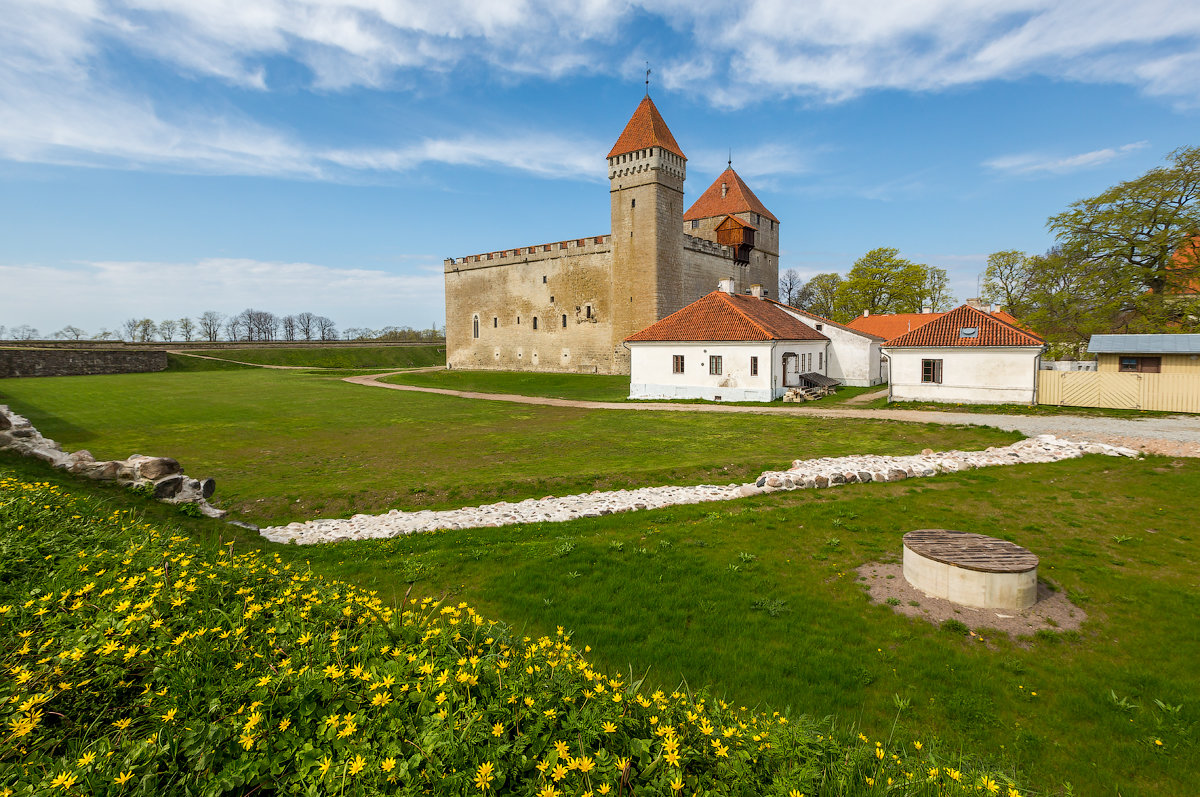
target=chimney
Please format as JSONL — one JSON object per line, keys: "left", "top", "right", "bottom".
{"left": 720, "top": 182, "right": 728, "bottom": 198}
{"left": 922, "top": 305, "right": 932, "bottom": 314}
{"left": 718, "top": 278, "right": 735, "bottom": 294}
{"left": 750, "top": 284, "right": 764, "bottom": 298}
{"left": 862, "top": 310, "right": 869, "bottom": 317}
{"left": 966, "top": 297, "right": 986, "bottom": 310}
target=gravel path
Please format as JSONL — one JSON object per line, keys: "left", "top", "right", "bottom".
{"left": 346, "top": 372, "right": 1200, "bottom": 457}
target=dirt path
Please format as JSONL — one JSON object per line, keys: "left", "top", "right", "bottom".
{"left": 345, "top": 372, "right": 1200, "bottom": 457}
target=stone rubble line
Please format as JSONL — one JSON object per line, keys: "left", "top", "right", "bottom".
{"left": 0, "top": 405, "right": 227, "bottom": 518}
{"left": 259, "top": 435, "right": 1140, "bottom": 546}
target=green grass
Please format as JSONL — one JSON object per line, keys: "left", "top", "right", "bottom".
{"left": 383, "top": 369, "right": 887, "bottom": 406}
{"left": 191, "top": 344, "right": 445, "bottom": 369}
{"left": 0, "top": 370, "right": 1017, "bottom": 528}
{"left": 866, "top": 397, "right": 1184, "bottom": 418}
{"left": 3, "top": 368, "right": 1198, "bottom": 793}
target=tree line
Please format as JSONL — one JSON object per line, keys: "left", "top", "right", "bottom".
{"left": 0, "top": 310, "right": 444, "bottom": 344}
{"left": 777, "top": 146, "right": 1199, "bottom": 357}
{"left": 777, "top": 248, "right": 956, "bottom": 322}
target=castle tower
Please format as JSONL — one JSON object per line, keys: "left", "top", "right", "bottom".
{"left": 684, "top": 166, "right": 780, "bottom": 297}
{"left": 607, "top": 96, "right": 687, "bottom": 369}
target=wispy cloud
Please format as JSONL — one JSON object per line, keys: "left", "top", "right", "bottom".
{"left": 0, "top": 258, "right": 446, "bottom": 334}
{"left": 983, "top": 141, "right": 1150, "bottom": 175}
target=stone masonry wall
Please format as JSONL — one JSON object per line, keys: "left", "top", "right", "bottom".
{"left": 0, "top": 348, "right": 168, "bottom": 378}
{"left": 444, "top": 247, "right": 619, "bottom": 374}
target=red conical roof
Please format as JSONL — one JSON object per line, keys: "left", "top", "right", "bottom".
{"left": 684, "top": 166, "right": 777, "bottom": 223}
{"left": 608, "top": 96, "right": 686, "bottom": 160}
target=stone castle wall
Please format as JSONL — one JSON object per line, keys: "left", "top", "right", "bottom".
{"left": 0, "top": 348, "right": 168, "bottom": 378}
{"left": 444, "top": 244, "right": 620, "bottom": 374}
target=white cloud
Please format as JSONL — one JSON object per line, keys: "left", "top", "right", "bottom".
{"left": 983, "top": 140, "right": 1150, "bottom": 175}
{"left": 0, "top": 258, "right": 446, "bottom": 334}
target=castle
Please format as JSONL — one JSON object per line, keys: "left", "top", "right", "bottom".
{"left": 443, "top": 95, "right": 781, "bottom": 374}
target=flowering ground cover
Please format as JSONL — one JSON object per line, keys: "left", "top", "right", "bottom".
{"left": 0, "top": 470, "right": 1020, "bottom": 795}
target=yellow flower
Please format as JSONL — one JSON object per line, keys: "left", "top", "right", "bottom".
{"left": 318, "top": 756, "right": 332, "bottom": 777}
{"left": 948, "top": 768, "right": 962, "bottom": 782}
{"left": 49, "top": 771, "right": 78, "bottom": 790}
{"left": 788, "top": 791, "right": 805, "bottom": 797}
{"left": 980, "top": 776, "right": 1000, "bottom": 795}
{"left": 664, "top": 749, "right": 680, "bottom": 767}
{"left": 576, "top": 756, "right": 595, "bottom": 774}
{"left": 598, "top": 785, "right": 611, "bottom": 795}
{"left": 278, "top": 718, "right": 291, "bottom": 732}
{"left": 77, "top": 751, "right": 96, "bottom": 767}
{"left": 551, "top": 763, "right": 568, "bottom": 782}
{"left": 475, "top": 761, "right": 495, "bottom": 791}
{"left": 670, "top": 775, "right": 683, "bottom": 791}
{"left": 160, "top": 708, "right": 177, "bottom": 723}
{"left": 348, "top": 755, "right": 366, "bottom": 776}
{"left": 114, "top": 771, "right": 134, "bottom": 786}
{"left": 875, "top": 746, "right": 884, "bottom": 760}
{"left": 537, "top": 786, "right": 559, "bottom": 797}
{"left": 492, "top": 723, "right": 504, "bottom": 737}
{"left": 382, "top": 758, "right": 396, "bottom": 773}
{"left": 913, "top": 741, "right": 923, "bottom": 750}
{"left": 112, "top": 718, "right": 132, "bottom": 730}
{"left": 553, "top": 740, "right": 570, "bottom": 758}
{"left": 602, "top": 721, "right": 617, "bottom": 733}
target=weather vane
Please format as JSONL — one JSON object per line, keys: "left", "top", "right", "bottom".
{"left": 728, "top": 148, "right": 732, "bottom": 169}
{"left": 645, "top": 62, "right": 651, "bottom": 96}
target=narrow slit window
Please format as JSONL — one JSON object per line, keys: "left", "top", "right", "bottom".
{"left": 533, "top": 317, "right": 538, "bottom": 330}
{"left": 750, "top": 356, "right": 758, "bottom": 376}
{"left": 472, "top": 315, "right": 479, "bottom": 339}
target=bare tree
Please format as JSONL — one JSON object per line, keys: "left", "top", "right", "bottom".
{"left": 122, "top": 318, "right": 140, "bottom": 342}
{"left": 53, "top": 325, "right": 87, "bottom": 340}
{"left": 281, "top": 315, "right": 296, "bottom": 341}
{"left": 158, "top": 319, "right": 177, "bottom": 341}
{"left": 224, "top": 315, "right": 244, "bottom": 342}
{"left": 315, "top": 316, "right": 337, "bottom": 341}
{"left": 198, "top": 311, "right": 224, "bottom": 342}
{"left": 296, "top": 311, "right": 316, "bottom": 341}
{"left": 178, "top": 317, "right": 195, "bottom": 342}
{"left": 778, "top": 268, "right": 803, "bottom": 305}
{"left": 12, "top": 324, "right": 39, "bottom": 340}
{"left": 136, "top": 319, "right": 157, "bottom": 342}
{"left": 93, "top": 329, "right": 116, "bottom": 340}
{"left": 0, "top": 325, "right": 6, "bottom": 339}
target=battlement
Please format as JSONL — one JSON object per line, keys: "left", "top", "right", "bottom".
{"left": 607, "top": 146, "right": 686, "bottom": 183}
{"left": 683, "top": 234, "right": 730, "bottom": 258}
{"left": 445, "top": 235, "right": 612, "bottom": 272}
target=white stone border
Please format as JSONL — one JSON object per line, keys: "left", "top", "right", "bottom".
{"left": 259, "top": 435, "right": 1139, "bottom": 545}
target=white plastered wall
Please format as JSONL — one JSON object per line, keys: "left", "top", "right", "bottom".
{"left": 777, "top": 308, "right": 886, "bottom": 386}
{"left": 628, "top": 339, "right": 825, "bottom": 401}
{"left": 884, "top": 346, "right": 1042, "bottom": 404}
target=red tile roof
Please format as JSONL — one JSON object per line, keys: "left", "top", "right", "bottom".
{"left": 769, "top": 301, "right": 885, "bottom": 340}
{"left": 683, "top": 167, "right": 778, "bottom": 223}
{"left": 608, "top": 96, "right": 686, "bottom": 160}
{"left": 626, "top": 291, "right": 830, "bottom": 343}
{"left": 882, "top": 305, "right": 1045, "bottom": 347}
{"left": 846, "top": 312, "right": 944, "bottom": 339}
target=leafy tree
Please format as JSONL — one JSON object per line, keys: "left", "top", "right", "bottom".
{"left": 1048, "top": 145, "right": 1200, "bottom": 327}
{"left": 178, "top": 317, "right": 195, "bottom": 342}
{"left": 158, "top": 319, "right": 177, "bottom": 341}
{"left": 838, "top": 247, "right": 927, "bottom": 317}
{"left": 121, "top": 318, "right": 140, "bottom": 342}
{"left": 803, "top": 273, "right": 845, "bottom": 319}
{"left": 980, "top": 250, "right": 1035, "bottom": 312}
{"left": 921, "top": 266, "right": 956, "bottom": 312}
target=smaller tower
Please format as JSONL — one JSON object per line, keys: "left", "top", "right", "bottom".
{"left": 683, "top": 166, "right": 780, "bottom": 295}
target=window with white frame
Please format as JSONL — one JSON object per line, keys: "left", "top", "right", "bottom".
{"left": 709, "top": 355, "right": 722, "bottom": 375}
{"left": 921, "top": 359, "right": 943, "bottom": 383}
{"left": 672, "top": 355, "right": 685, "bottom": 374}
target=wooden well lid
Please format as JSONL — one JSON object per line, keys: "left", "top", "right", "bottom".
{"left": 903, "top": 529, "right": 1038, "bottom": 573}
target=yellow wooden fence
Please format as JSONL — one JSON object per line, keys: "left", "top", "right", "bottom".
{"left": 1037, "top": 371, "right": 1200, "bottom": 412}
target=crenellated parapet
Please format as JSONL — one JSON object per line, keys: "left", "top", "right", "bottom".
{"left": 445, "top": 236, "right": 612, "bottom": 271}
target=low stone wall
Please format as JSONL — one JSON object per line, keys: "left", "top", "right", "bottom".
{"left": 0, "top": 406, "right": 225, "bottom": 517}
{"left": 0, "top": 348, "right": 167, "bottom": 378}
{"left": 260, "top": 435, "right": 1140, "bottom": 545}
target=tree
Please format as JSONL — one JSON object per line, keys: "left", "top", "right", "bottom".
{"left": 980, "top": 250, "right": 1035, "bottom": 312}
{"left": 198, "top": 312, "right": 224, "bottom": 343}
{"left": 1048, "top": 145, "right": 1200, "bottom": 327}
{"left": 136, "top": 319, "right": 157, "bottom": 343}
{"left": 0, "top": 325, "right": 6, "bottom": 339}
{"left": 53, "top": 325, "right": 87, "bottom": 340}
{"left": 178, "top": 317, "right": 195, "bottom": 342}
{"left": 837, "top": 247, "right": 928, "bottom": 317}
{"left": 93, "top": 329, "right": 116, "bottom": 340}
{"left": 778, "top": 268, "right": 803, "bottom": 306}
{"left": 224, "top": 316, "right": 244, "bottom": 342}
{"left": 296, "top": 312, "right": 317, "bottom": 341}
{"left": 921, "top": 266, "right": 956, "bottom": 312}
{"left": 158, "top": 319, "right": 177, "bottom": 341}
{"left": 122, "top": 318, "right": 140, "bottom": 342}
{"left": 804, "top": 273, "right": 845, "bottom": 319}
{"left": 315, "top": 316, "right": 337, "bottom": 341}
{"left": 281, "top": 315, "right": 296, "bottom": 341}
{"left": 12, "top": 324, "right": 39, "bottom": 340}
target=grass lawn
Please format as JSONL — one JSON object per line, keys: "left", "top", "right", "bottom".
{"left": 383, "top": 369, "right": 887, "bottom": 406}
{"left": 192, "top": 344, "right": 445, "bottom": 369}
{"left": 863, "top": 396, "right": 1185, "bottom": 418}
{"left": 0, "top": 370, "right": 1015, "bottom": 527}
{"left": 2, "top": 368, "right": 1197, "bottom": 793}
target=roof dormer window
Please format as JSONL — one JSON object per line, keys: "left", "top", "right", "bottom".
{"left": 959, "top": 327, "right": 978, "bottom": 338}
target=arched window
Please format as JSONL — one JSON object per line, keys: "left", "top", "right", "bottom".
{"left": 472, "top": 315, "right": 479, "bottom": 339}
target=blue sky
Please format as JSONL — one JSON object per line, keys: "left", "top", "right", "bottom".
{"left": 2, "top": 0, "right": 1199, "bottom": 337}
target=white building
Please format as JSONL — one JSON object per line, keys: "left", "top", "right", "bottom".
{"left": 772, "top": 304, "right": 888, "bottom": 386}
{"left": 626, "top": 283, "right": 830, "bottom": 401}
{"left": 881, "top": 304, "right": 1045, "bottom": 404}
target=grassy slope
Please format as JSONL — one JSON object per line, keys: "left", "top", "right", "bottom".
{"left": 0, "top": 370, "right": 1016, "bottom": 527}
{"left": 191, "top": 344, "right": 445, "bottom": 369}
